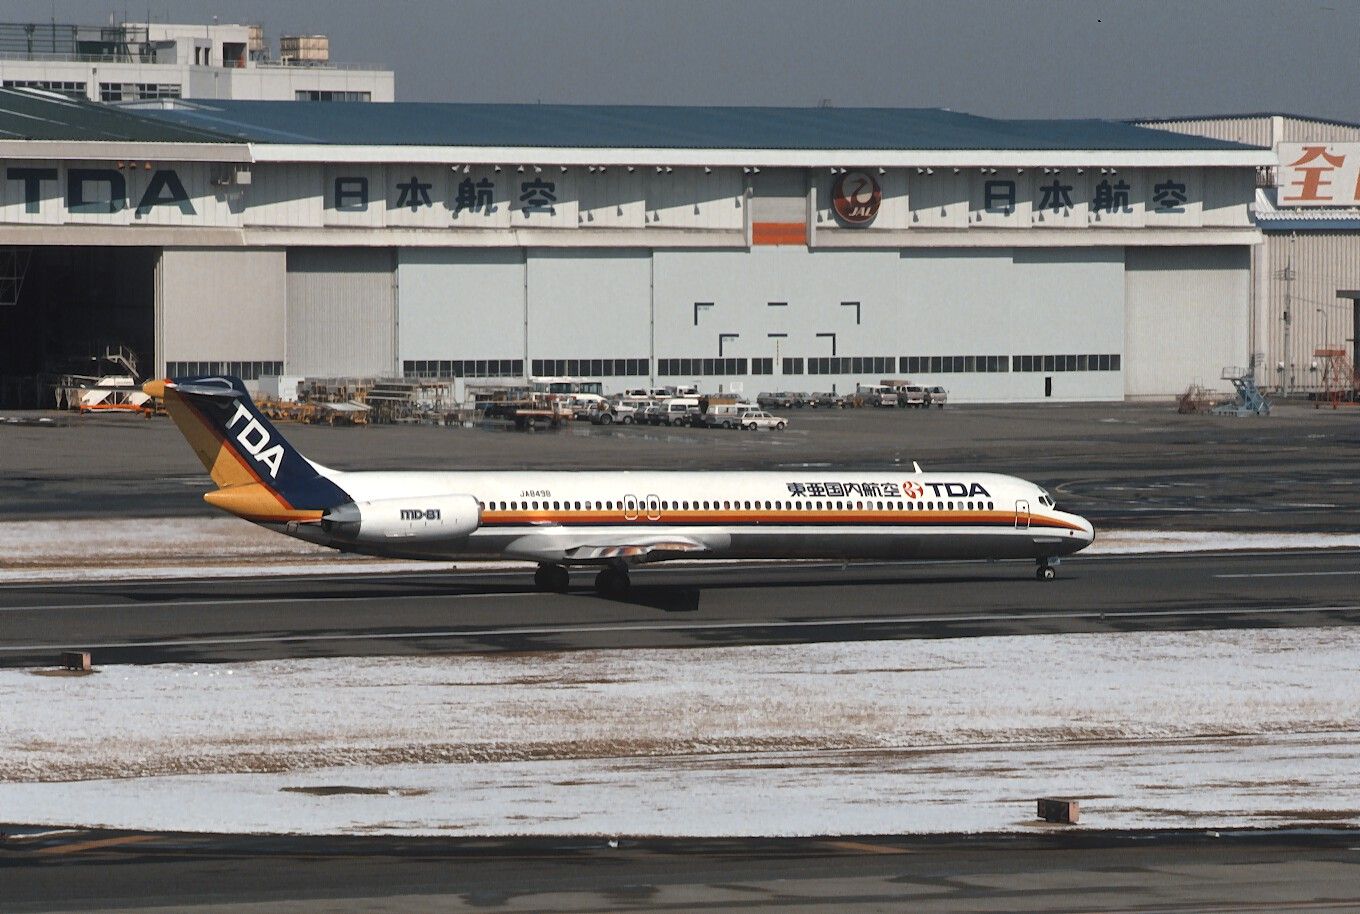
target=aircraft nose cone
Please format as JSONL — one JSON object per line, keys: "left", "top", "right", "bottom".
{"left": 1078, "top": 515, "right": 1095, "bottom": 544}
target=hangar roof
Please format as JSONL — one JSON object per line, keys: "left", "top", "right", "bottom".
{"left": 0, "top": 87, "right": 234, "bottom": 143}
{"left": 135, "top": 99, "right": 1260, "bottom": 152}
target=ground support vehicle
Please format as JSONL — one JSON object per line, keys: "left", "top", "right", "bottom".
{"left": 926, "top": 386, "right": 949, "bottom": 408}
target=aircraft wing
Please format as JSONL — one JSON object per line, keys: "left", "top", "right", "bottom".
{"left": 505, "top": 533, "right": 713, "bottom": 564}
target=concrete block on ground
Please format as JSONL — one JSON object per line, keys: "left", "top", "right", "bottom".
{"left": 59, "top": 651, "right": 91, "bottom": 672}
{"left": 1037, "top": 797, "right": 1080, "bottom": 824}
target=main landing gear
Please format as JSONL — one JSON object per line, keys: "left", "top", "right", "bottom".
{"left": 593, "top": 564, "right": 631, "bottom": 598}
{"left": 533, "top": 562, "right": 632, "bottom": 597}
{"left": 1036, "top": 558, "right": 1059, "bottom": 582}
{"left": 534, "top": 563, "right": 570, "bottom": 593}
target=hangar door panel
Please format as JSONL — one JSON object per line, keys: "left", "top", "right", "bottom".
{"left": 526, "top": 250, "right": 652, "bottom": 373}
{"left": 397, "top": 249, "right": 525, "bottom": 370}
{"left": 286, "top": 248, "right": 396, "bottom": 377}
{"left": 160, "top": 249, "right": 285, "bottom": 373}
{"left": 1124, "top": 246, "right": 1250, "bottom": 397}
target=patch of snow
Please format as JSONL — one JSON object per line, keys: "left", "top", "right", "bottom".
{"left": 0, "top": 629, "right": 1356, "bottom": 835}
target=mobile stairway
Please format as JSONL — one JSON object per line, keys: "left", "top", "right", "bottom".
{"left": 1210, "top": 367, "right": 1270, "bottom": 417}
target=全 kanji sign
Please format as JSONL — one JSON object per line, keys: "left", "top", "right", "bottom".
{"left": 1278, "top": 143, "right": 1360, "bottom": 207}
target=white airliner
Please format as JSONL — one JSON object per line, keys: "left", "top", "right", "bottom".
{"left": 147, "top": 375, "right": 1094, "bottom": 596}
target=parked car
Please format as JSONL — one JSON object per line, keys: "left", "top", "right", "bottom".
{"left": 808, "top": 391, "right": 843, "bottom": 408}
{"left": 899, "top": 385, "right": 928, "bottom": 407}
{"left": 737, "top": 409, "right": 788, "bottom": 430}
{"left": 758, "top": 391, "right": 795, "bottom": 409}
{"left": 925, "top": 386, "right": 948, "bottom": 408}
{"left": 789, "top": 391, "right": 811, "bottom": 408}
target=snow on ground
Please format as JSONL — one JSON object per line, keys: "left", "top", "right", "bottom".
{"left": 2, "top": 517, "right": 1358, "bottom": 582}
{"left": 2, "top": 629, "right": 1357, "bottom": 835}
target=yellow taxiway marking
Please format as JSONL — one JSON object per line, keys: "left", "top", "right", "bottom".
{"left": 34, "top": 834, "right": 158, "bottom": 856}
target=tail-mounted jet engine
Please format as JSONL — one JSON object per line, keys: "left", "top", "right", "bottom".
{"left": 321, "top": 494, "right": 481, "bottom": 543}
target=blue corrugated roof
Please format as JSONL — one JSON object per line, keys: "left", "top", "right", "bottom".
{"left": 1260, "top": 218, "right": 1360, "bottom": 231}
{"left": 131, "top": 100, "right": 1263, "bottom": 151}
{"left": 0, "top": 87, "right": 237, "bottom": 143}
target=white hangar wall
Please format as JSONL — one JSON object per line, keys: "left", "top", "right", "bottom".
{"left": 1124, "top": 246, "right": 1251, "bottom": 398}
{"left": 154, "top": 242, "right": 1249, "bottom": 402}
{"left": 391, "top": 245, "right": 1236, "bottom": 402}
{"left": 0, "top": 153, "right": 1256, "bottom": 402}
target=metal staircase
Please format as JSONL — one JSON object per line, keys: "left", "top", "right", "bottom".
{"left": 1211, "top": 367, "right": 1270, "bottom": 417}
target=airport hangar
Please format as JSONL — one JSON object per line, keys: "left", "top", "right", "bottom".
{"left": 0, "top": 89, "right": 1274, "bottom": 408}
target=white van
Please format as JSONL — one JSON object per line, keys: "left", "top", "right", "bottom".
{"left": 856, "top": 384, "right": 898, "bottom": 407}
{"left": 654, "top": 396, "right": 700, "bottom": 426}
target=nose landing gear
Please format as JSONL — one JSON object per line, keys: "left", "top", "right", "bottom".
{"left": 1036, "top": 558, "right": 1059, "bottom": 582}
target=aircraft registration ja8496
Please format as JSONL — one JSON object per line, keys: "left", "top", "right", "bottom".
{"left": 147, "top": 376, "right": 1094, "bottom": 596}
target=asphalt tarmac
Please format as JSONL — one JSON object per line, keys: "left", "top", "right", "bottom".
{"left": 2, "top": 550, "right": 1357, "bottom": 666}
{"left": 3, "top": 400, "right": 1360, "bottom": 530}
{"left": 2, "top": 827, "right": 1357, "bottom": 913}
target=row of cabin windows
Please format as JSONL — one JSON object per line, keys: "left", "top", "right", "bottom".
{"left": 484, "top": 499, "right": 998, "bottom": 512}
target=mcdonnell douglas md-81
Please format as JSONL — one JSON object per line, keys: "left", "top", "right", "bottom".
{"left": 147, "top": 375, "right": 1094, "bottom": 596}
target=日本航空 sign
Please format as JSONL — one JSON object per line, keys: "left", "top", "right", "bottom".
{"left": 1278, "top": 143, "right": 1360, "bottom": 207}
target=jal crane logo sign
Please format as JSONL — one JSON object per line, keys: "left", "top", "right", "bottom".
{"left": 831, "top": 171, "right": 882, "bottom": 226}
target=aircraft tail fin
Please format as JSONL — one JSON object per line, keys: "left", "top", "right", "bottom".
{"left": 145, "top": 375, "right": 351, "bottom": 523}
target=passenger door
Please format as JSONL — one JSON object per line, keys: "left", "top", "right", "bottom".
{"left": 1014, "top": 499, "right": 1031, "bottom": 529}
{"left": 645, "top": 494, "right": 661, "bottom": 521}
{"left": 623, "top": 495, "right": 639, "bottom": 521}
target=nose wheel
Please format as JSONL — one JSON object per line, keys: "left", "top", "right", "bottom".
{"left": 594, "top": 565, "right": 631, "bottom": 598}
{"left": 534, "top": 563, "right": 571, "bottom": 593}
{"left": 1036, "top": 560, "right": 1058, "bottom": 582}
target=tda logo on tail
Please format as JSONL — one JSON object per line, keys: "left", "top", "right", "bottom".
{"left": 226, "top": 401, "right": 285, "bottom": 478}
